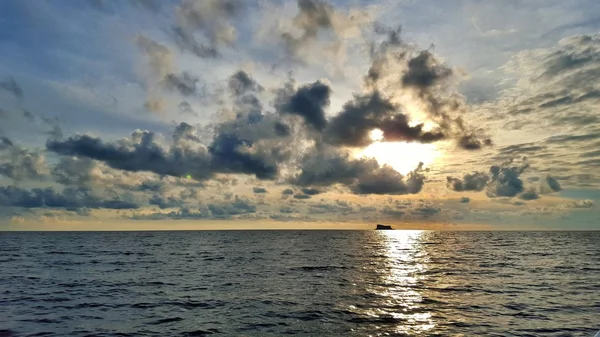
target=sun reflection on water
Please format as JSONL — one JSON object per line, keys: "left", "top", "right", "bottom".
{"left": 371, "top": 230, "right": 435, "bottom": 334}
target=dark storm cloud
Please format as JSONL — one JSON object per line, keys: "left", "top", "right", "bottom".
{"left": 446, "top": 171, "right": 489, "bottom": 192}
{"left": 364, "top": 27, "right": 491, "bottom": 150}
{"left": 48, "top": 111, "right": 290, "bottom": 181}
{"left": 291, "top": 147, "right": 377, "bottom": 187}
{"left": 487, "top": 159, "right": 529, "bottom": 197}
{"left": 51, "top": 156, "right": 96, "bottom": 186}
{"left": 458, "top": 135, "right": 493, "bottom": 150}
{"left": 149, "top": 194, "right": 185, "bottom": 209}
{"left": 228, "top": 71, "right": 263, "bottom": 97}
{"left": 0, "top": 76, "right": 24, "bottom": 100}
{"left": 253, "top": 187, "right": 268, "bottom": 194}
{"left": 293, "top": 194, "right": 312, "bottom": 199}
{"left": 380, "top": 116, "right": 445, "bottom": 144}
{"left": 0, "top": 137, "right": 13, "bottom": 150}
{"left": 401, "top": 50, "right": 454, "bottom": 89}
{"left": 172, "top": 122, "right": 201, "bottom": 143}
{"left": 208, "top": 93, "right": 296, "bottom": 179}
{"left": 274, "top": 122, "right": 291, "bottom": 137}
{"left": 46, "top": 131, "right": 214, "bottom": 181}
{"left": 282, "top": 188, "right": 294, "bottom": 195}
{"left": 0, "top": 186, "right": 139, "bottom": 210}
{"left": 171, "top": 0, "right": 243, "bottom": 58}
{"left": 267, "top": 25, "right": 487, "bottom": 152}
{"left": 519, "top": 188, "right": 540, "bottom": 201}
{"left": 543, "top": 176, "right": 562, "bottom": 193}
{"left": 350, "top": 164, "right": 425, "bottom": 195}
{"left": 291, "top": 146, "right": 425, "bottom": 195}
{"left": 278, "top": 81, "right": 330, "bottom": 131}
{"left": 323, "top": 92, "right": 444, "bottom": 147}
{"left": 209, "top": 131, "right": 281, "bottom": 180}
{"left": 207, "top": 196, "right": 256, "bottom": 218}
{"left": 301, "top": 187, "right": 321, "bottom": 195}
{"left": 164, "top": 72, "right": 200, "bottom": 96}
{"left": 323, "top": 92, "right": 393, "bottom": 147}
{"left": 138, "top": 180, "right": 165, "bottom": 192}
{"left": 0, "top": 142, "right": 47, "bottom": 181}
{"left": 447, "top": 159, "right": 536, "bottom": 198}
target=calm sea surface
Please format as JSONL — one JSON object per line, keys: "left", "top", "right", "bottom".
{"left": 1, "top": 231, "right": 599, "bottom": 336}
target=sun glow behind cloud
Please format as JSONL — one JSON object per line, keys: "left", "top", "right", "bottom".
{"left": 358, "top": 130, "right": 440, "bottom": 174}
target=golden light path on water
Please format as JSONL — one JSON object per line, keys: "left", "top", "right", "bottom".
{"left": 367, "top": 230, "right": 435, "bottom": 335}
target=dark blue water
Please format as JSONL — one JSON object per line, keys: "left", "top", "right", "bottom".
{"left": 1, "top": 231, "right": 599, "bottom": 336}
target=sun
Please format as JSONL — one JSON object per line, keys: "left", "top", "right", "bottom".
{"left": 357, "top": 130, "right": 440, "bottom": 175}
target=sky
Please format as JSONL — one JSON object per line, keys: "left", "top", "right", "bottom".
{"left": 1, "top": 0, "right": 599, "bottom": 230}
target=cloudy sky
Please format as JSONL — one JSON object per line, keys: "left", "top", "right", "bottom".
{"left": 1, "top": 0, "right": 599, "bottom": 230}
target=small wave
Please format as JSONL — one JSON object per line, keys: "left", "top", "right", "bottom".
{"left": 293, "top": 310, "right": 327, "bottom": 321}
{"left": 260, "top": 299, "right": 298, "bottom": 306}
{"left": 203, "top": 257, "right": 225, "bottom": 261}
{"left": 420, "top": 297, "right": 445, "bottom": 305}
{"left": 72, "top": 302, "right": 112, "bottom": 309}
{"left": 131, "top": 302, "right": 156, "bottom": 308}
{"left": 447, "top": 321, "right": 472, "bottom": 328}
{"left": 503, "top": 303, "right": 528, "bottom": 311}
{"left": 183, "top": 329, "right": 221, "bottom": 336}
{"left": 293, "top": 266, "right": 349, "bottom": 271}
{"left": 348, "top": 314, "right": 403, "bottom": 324}
{"left": 140, "top": 281, "right": 176, "bottom": 286}
{"left": 47, "top": 251, "right": 70, "bottom": 255}
{"left": 511, "top": 312, "right": 550, "bottom": 320}
{"left": 149, "top": 317, "right": 184, "bottom": 325}
{"left": 163, "top": 299, "right": 226, "bottom": 310}
{"left": 428, "top": 286, "right": 475, "bottom": 293}
{"left": 0, "top": 329, "right": 16, "bottom": 337}
{"left": 241, "top": 323, "right": 279, "bottom": 330}
{"left": 20, "top": 318, "right": 61, "bottom": 324}
{"left": 40, "top": 297, "right": 71, "bottom": 303}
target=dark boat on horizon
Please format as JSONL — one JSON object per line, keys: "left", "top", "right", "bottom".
{"left": 375, "top": 224, "right": 393, "bottom": 230}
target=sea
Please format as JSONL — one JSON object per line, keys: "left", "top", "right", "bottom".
{"left": 1, "top": 230, "right": 599, "bottom": 337}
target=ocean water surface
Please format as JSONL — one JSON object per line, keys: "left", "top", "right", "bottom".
{"left": 1, "top": 230, "right": 599, "bottom": 336}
